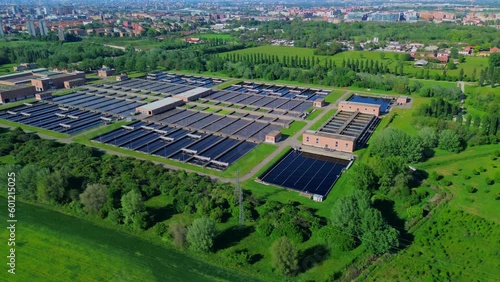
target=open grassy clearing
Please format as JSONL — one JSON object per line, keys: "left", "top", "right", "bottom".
{"left": 0, "top": 63, "right": 16, "bottom": 75}
{"left": 364, "top": 202, "right": 500, "bottom": 281}
{"left": 280, "top": 121, "right": 307, "bottom": 138}
{"left": 324, "top": 89, "right": 346, "bottom": 104}
{"left": 364, "top": 159, "right": 500, "bottom": 282}
{"left": 190, "top": 33, "right": 235, "bottom": 40}
{"left": 0, "top": 119, "right": 69, "bottom": 139}
{"left": 0, "top": 198, "right": 260, "bottom": 282}
{"left": 308, "top": 109, "right": 336, "bottom": 131}
{"left": 0, "top": 98, "right": 37, "bottom": 110}
{"left": 306, "top": 109, "right": 324, "bottom": 121}
{"left": 228, "top": 46, "right": 488, "bottom": 79}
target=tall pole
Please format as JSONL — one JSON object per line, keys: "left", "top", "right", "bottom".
{"left": 236, "top": 170, "right": 244, "bottom": 227}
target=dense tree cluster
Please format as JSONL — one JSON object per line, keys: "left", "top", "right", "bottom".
{"left": 0, "top": 42, "right": 123, "bottom": 70}
{"left": 243, "top": 20, "right": 500, "bottom": 48}
{"left": 257, "top": 201, "right": 321, "bottom": 244}
{"left": 331, "top": 190, "right": 399, "bottom": 255}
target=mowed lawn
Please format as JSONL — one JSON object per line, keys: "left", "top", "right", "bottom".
{"left": 0, "top": 198, "right": 260, "bottom": 282}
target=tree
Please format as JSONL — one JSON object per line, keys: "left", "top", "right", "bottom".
{"left": 121, "top": 190, "right": 147, "bottom": 229}
{"left": 169, "top": 222, "right": 188, "bottom": 248}
{"left": 418, "top": 127, "right": 438, "bottom": 149}
{"left": 186, "top": 217, "right": 217, "bottom": 252}
{"left": 348, "top": 163, "right": 377, "bottom": 191}
{"left": 331, "top": 190, "right": 371, "bottom": 237}
{"left": 37, "top": 171, "right": 67, "bottom": 204}
{"left": 80, "top": 183, "right": 108, "bottom": 214}
{"left": 458, "top": 68, "right": 465, "bottom": 81}
{"left": 370, "top": 128, "right": 424, "bottom": 163}
{"left": 438, "top": 129, "right": 463, "bottom": 153}
{"left": 271, "top": 236, "right": 299, "bottom": 276}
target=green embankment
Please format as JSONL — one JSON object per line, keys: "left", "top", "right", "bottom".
{"left": 0, "top": 198, "right": 261, "bottom": 282}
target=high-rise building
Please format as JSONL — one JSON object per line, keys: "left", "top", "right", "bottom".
{"left": 39, "top": 19, "right": 48, "bottom": 36}
{"left": 11, "top": 6, "right": 18, "bottom": 15}
{"left": 58, "top": 28, "right": 65, "bottom": 41}
{"left": 27, "top": 15, "right": 37, "bottom": 36}
{"left": 0, "top": 21, "right": 4, "bottom": 37}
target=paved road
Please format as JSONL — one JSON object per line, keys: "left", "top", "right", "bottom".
{"left": 0, "top": 90, "right": 351, "bottom": 184}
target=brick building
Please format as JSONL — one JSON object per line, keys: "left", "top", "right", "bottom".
{"left": 31, "top": 71, "right": 85, "bottom": 91}
{"left": 0, "top": 85, "right": 36, "bottom": 103}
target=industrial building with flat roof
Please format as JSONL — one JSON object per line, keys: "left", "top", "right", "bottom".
{"left": 31, "top": 71, "right": 86, "bottom": 91}
{"left": 136, "top": 97, "right": 185, "bottom": 116}
{"left": 302, "top": 102, "right": 379, "bottom": 153}
{"left": 172, "top": 87, "right": 212, "bottom": 102}
{"left": 0, "top": 68, "right": 48, "bottom": 85}
{"left": 0, "top": 85, "right": 36, "bottom": 103}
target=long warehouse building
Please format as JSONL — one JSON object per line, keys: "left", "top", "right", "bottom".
{"left": 136, "top": 97, "right": 184, "bottom": 116}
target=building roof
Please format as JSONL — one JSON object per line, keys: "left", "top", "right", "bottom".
{"left": 0, "top": 84, "right": 35, "bottom": 93}
{"left": 137, "top": 97, "right": 182, "bottom": 111}
{"left": 266, "top": 130, "right": 282, "bottom": 137}
{"left": 173, "top": 87, "right": 210, "bottom": 99}
{"left": 339, "top": 100, "right": 381, "bottom": 108}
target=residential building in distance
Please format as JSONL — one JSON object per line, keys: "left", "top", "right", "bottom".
{"left": 27, "top": 15, "right": 37, "bottom": 36}
{"left": 39, "top": 19, "right": 48, "bottom": 36}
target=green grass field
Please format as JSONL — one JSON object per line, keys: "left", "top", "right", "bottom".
{"left": 306, "top": 109, "right": 323, "bottom": 121}
{"left": 364, "top": 147, "right": 500, "bottom": 280}
{"left": 191, "top": 33, "right": 235, "bottom": 40}
{"left": 0, "top": 119, "right": 69, "bottom": 139}
{"left": 227, "top": 46, "right": 489, "bottom": 79}
{"left": 280, "top": 121, "right": 307, "bottom": 138}
{"left": 324, "top": 90, "right": 346, "bottom": 104}
{"left": 0, "top": 198, "right": 260, "bottom": 281}
{"left": 0, "top": 63, "right": 16, "bottom": 75}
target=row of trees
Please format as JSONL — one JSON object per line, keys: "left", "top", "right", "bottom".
{"left": 243, "top": 20, "right": 500, "bottom": 48}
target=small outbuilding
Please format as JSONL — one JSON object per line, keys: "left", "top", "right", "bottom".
{"left": 35, "top": 92, "right": 53, "bottom": 101}
{"left": 396, "top": 96, "right": 409, "bottom": 105}
{"left": 414, "top": 59, "right": 429, "bottom": 67}
{"left": 312, "top": 194, "right": 324, "bottom": 202}
{"left": 97, "top": 67, "right": 115, "bottom": 77}
{"left": 64, "top": 78, "right": 85, "bottom": 89}
{"left": 313, "top": 98, "right": 324, "bottom": 108}
{"left": 265, "top": 130, "right": 282, "bottom": 144}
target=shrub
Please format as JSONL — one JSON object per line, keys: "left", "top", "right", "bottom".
{"left": 472, "top": 169, "right": 480, "bottom": 175}
{"left": 441, "top": 179, "right": 453, "bottom": 186}
{"left": 466, "top": 186, "right": 477, "bottom": 194}
{"left": 485, "top": 177, "right": 494, "bottom": 185}
{"left": 430, "top": 171, "right": 443, "bottom": 181}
